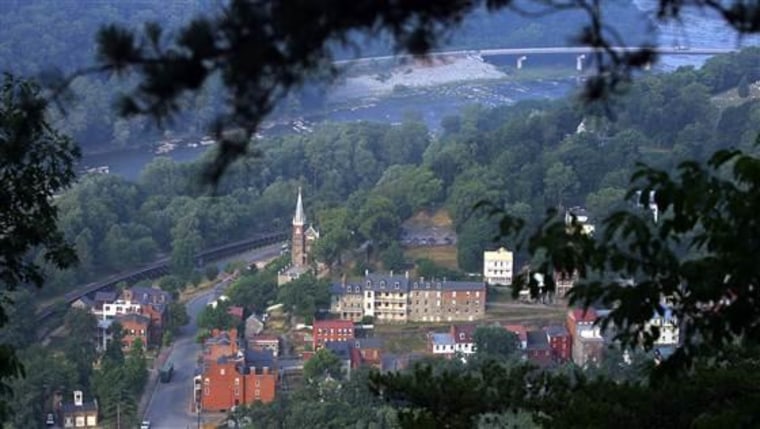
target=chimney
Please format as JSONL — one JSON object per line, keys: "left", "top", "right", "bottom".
{"left": 365, "top": 268, "right": 369, "bottom": 277}
{"left": 389, "top": 270, "right": 393, "bottom": 277}
{"left": 405, "top": 270, "right": 409, "bottom": 280}
{"left": 341, "top": 274, "right": 347, "bottom": 286}
{"left": 74, "top": 390, "right": 83, "bottom": 407}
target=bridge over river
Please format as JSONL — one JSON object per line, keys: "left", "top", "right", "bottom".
{"left": 336, "top": 45, "right": 737, "bottom": 69}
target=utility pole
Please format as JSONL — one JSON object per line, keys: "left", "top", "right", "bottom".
{"left": 117, "top": 402, "right": 121, "bottom": 429}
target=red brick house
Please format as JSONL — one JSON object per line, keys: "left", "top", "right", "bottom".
{"left": 350, "top": 338, "right": 384, "bottom": 369}
{"left": 199, "top": 350, "right": 276, "bottom": 412}
{"left": 526, "top": 330, "right": 552, "bottom": 367}
{"left": 545, "top": 325, "right": 572, "bottom": 363}
{"left": 203, "top": 329, "right": 239, "bottom": 363}
{"left": 503, "top": 324, "right": 528, "bottom": 349}
{"left": 247, "top": 334, "right": 280, "bottom": 357}
{"left": 116, "top": 313, "right": 151, "bottom": 351}
{"left": 313, "top": 320, "right": 354, "bottom": 350}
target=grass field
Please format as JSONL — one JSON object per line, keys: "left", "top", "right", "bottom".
{"left": 404, "top": 245, "right": 459, "bottom": 270}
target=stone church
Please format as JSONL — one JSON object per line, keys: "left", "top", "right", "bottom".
{"left": 278, "top": 187, "right": 319, "bottom": 285}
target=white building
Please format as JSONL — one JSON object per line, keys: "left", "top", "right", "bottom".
{"left": 483, "top": 247, "right": 513, "bottom": 286}
{"left": 100, "top": 300, "right": 141, "bottom": 319}
{"left": 647, "top": 308, "right": 679, "bottom": 346}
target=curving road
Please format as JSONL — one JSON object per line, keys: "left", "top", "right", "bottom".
{"left": 142, "top": 244, "right": 282, "bottom": 429}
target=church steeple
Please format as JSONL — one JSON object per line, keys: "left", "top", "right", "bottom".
{"left": 293, "top": 187, "right": 306, "bottom": 226}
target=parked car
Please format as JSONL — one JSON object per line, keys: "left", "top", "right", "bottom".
{"left": 140, "top": 421, "right": 151, "bottom": 429}
{"left": 45, "top": 413, "right": 55, "bottom": 426}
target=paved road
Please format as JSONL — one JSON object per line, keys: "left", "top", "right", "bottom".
{"left": 143, "top": 244, "right": 282, "bottom": 429}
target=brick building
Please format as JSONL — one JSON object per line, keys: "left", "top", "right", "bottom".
{"left": 526, "top": 330, "right": 552, "bottom": 367}
{"left": 450, "top": 324, "right": 476, "bottom": 355}
{"left": 116, "top": 313, "right": 151, "bottom": 351}
{"left": 545, "top": 325, "right": 572, "bottom": 363}
{"left": 198, "top": 349, "right": 276, "bottom": 412}
{"left": 350, "top": 338, "right": 384, "bottom": 369}
{"left": 331, "top": 272, "right": 486, "bottom": 324}
{"left": 313, "top": 319, "right": 355, "bottom": 350}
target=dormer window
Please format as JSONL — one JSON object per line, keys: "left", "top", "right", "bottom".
{"left": 347, "top": 286, "right": 352, "bottom": 292}
{"left": 394, "top": 282, "right": 400, "bottom": 289}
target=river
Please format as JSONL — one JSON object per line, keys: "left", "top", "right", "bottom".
{"left": 81, "top": 2, "right": 760, "bottom": 181}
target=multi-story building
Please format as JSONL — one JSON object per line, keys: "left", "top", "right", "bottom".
{"left": 545, "top": 325, "right": 572, "bottom": 363}
{"left": 313, "top": 319, "right": 355, "bottom": 350}
{"left": 331, "top": 272, "right": 487, "bottom": 323}
{"left": 197, "top": 349, "right": 276, "bottom": 412}
{"left": 483, "top": 247, "right": 514, "bottom": 285}
{"left": 58, "top": 391, "right": 98, "bottom": 429}
{"left": 554, "top": 270, "right": 578, "bottom": 299}
{"left": 330, "top": 281, "right": 365, "bottom": 322}
{"left": 408, "top": 278, "right": 486, "bottom": 322}
{"left": 526, "top": 330, "right": 552, "bottom": 367}
{"left": 647, "top": 307, "right": 679, "bottom": 346}
{"left": 572, "top": 324, "right": 604, "bottom": 367}
{"left": 363, "top": 272, "right": 411, "bottom": 323}
{"left": 116, "top": 313, "right": 151, "bottom": 350}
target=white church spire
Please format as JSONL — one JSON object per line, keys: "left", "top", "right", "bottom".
{"left": 293, "top": 187, "right": 306, "bottom": 226}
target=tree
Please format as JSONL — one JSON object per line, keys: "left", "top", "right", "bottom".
{"left": 277, "top": 274, "right": 331, "bottom": 320}
{"left": 381, "top": 241, "right": 407, "bottom": 272}
{"left": 303, "top": 348, "right": 343, "bottom": 381}
{"left": 62, "top": 308, "right": 98, "bottom": 389}
{"left": 167, "top": 301, "right": 190, "bottom": 334}
{"left": 357, "top": 195, "right": 401, "bottom": 249}
{"left": 124, "top": 338, "right": 148, "bottom": 394}
{"left": 473, "top": 326, "right": 519, "bottom": 360}
{"left": 196, "top": 302, "right": 238, "bottom": 331}
{"left": 0, "top": 76, "right": 80, "bottom": 415}
{"left": 204, "top": 264, "right": 220, "bottom": 281}
{"left": 543, "top": 161, "right": 579, "bottom": 208}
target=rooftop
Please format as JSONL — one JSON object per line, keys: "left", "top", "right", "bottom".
{"left": 430, "top": 333, "right": 455, "bottom": 346}
{"left": 526, "top": 330, "right": 550, "bottom": 350}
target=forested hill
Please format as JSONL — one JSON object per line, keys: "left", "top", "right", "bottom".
{"left": 40, "top": 48, "right": 760, "bottom": 300}
{"left": 0, "top": 1, "right": 648, "bottom": 154}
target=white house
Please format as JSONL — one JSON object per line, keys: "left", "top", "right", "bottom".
{"left": 483, "top": 247, "right": 513, "bottom": 285}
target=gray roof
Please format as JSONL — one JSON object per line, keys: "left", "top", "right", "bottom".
{"left": 365, "top": 273, "right": 411, "bottom": 292}
{"left": 130, "top": 286, "right": 171, "bottom": 305}
{"left": 526, "top": 330, "right": 550, "bottom": 350}
{"left": 410, "top": 279, "right": 486, "bottom": 291}
{"left": 61, "top": 399, "right": 98, "bottom": 413}
{"left": 244, "top": 349, "right": 275, "bottom": 367}
{"left": 544, "top": 325, "right": 570, "bottom": 337}
{"left": 353, "top": 337, "right": 384, "bottom": 349}
{"left": 114, "top": 312, "right": 150, "bottom": 325}
{"left": 331, "top": 282, "right": 364, "bottom": 295}
{"left": 430, "top": 333, "right": 455, "bottom": 346}
{"left": 324, "top": 341, "right": 352, "bottom": 360}
{"left": 94, "top": 291, "right": 117, "bottom": 302}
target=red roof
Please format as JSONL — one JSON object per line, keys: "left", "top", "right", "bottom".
{"left": 503, "top": 324, "right": 528, "bottom": 342}
{"left": 450, "top": 324, "right": 476, "bottom": 344}
{"left": 227, "top": 306, "right": 244, "bottom": 320}
{"left": 313, "top": 319, "right": 354, "bottom": 329}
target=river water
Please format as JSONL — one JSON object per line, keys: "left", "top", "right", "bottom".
{"left": 82, "top": 2, "right": 760, "bottom": 181}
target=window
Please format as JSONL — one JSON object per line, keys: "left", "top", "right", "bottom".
{"left": 234, "top": 378, "right": 240, "bottom": 386}
{"left": 347, "top": 286, "right": 352, "bottom": 292}
{"left": 220, "top": 368, "right": 225, "bottom": 375}
{"left": 366, "top": 291, "right": 371, "bottom": 298}
{"left": 475, "top": 291, "right": 480, "bottom": 298}
{"left": 255, "top": 389, "right": 261, "bottom": 397}
{"left": 204, "top": 387, "right": 210, "bottom": 396}
{"left": 204, "top": 378, "right": 210, "bottom": 385}
{"left": 453, "top": 291, "right": 457, "bottom": 297}
{"left": 255, "top": 379, "right": 261, "bottom": 387}
{"left": 234, "top": 387, "right": 240, "bottom": 396}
